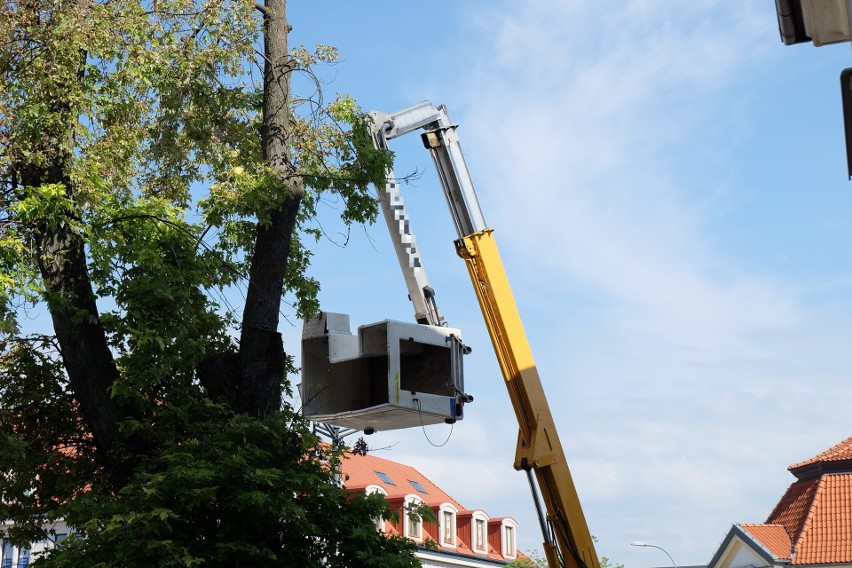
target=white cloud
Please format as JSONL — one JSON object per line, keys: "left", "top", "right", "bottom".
{"left": 447, "top": 2, "right": 798, "bottom": 354}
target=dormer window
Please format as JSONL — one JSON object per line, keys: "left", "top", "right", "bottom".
{"left": 471, "top": 511, "right": 489, "bottom": 553}
{"left": 404, "top": 495, "right": 424, "bottom": 541}
{"left": 365, "top": 485, "right": 388, "bottom": 532}
{"left": 439, "top": 503, "right": 458, "bottom": 547}
{"left": 501, "top": 519, "right": 518, "bottom": 559}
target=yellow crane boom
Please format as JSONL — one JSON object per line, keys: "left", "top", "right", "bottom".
{"left": 371, "top": 101, "right": 600, "bottom": 568}
{"left": 457, "top": 229, "right": 597, "bottom": 568}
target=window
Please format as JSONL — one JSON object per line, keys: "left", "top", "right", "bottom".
{"left": 471, "top": 511, "right": 489, "bottom": 553}
{"left": 502, "top": 521, "right": 517, "bottom": 558}
{"left": 365, "top": 485, "right": 388, "bottom": 532}
{"left": 16, "top": 547, "right": 29, "bottom": 568}
{"left": 407, "top": 512, "right": 421, "bottom": 540}
{"left": 2, "top": 540, "right": 13, "bottom": 568}
{"left": 374, "top": 471, "right": 395, "bottom": 485}
{"left": 442, "top": 511, "right": 453, "bottom": 544}
{"left": 475, "top": 518, "right": 486, "bottom": 551}
{"left": 408, "top": 479, "right": 427, "bottom": 494}
{"left": 403, "top": 495, "right": 423, "bottom": 541}
{"left": 439, "top": 503, "right": 457, "bottom": 547}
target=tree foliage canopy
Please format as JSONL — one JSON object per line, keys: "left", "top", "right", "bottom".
{"left": 0, "top": 0, "right": 413, "bottom": 565}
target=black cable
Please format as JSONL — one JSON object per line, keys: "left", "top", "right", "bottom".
{"left": 413, "top": 397, "right": 453, "bottom": 447}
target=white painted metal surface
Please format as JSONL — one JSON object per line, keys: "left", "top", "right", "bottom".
{"left": 301, "top": 312, "right": 466, "bottom": 432}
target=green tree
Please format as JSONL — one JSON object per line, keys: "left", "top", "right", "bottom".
{"left": 0, "top": 0, "right": 414, "bottom": 565}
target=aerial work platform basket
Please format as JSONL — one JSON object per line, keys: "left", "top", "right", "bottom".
{"left": 300, "top": 312, "right": 468, "bottom": 433}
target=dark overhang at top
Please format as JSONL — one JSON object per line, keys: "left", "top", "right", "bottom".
{"left": 775, "top": 0, "right": 852, "bottom": 46}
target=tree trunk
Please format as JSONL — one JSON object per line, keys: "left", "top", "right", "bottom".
{"left": 22, "top": 156, "right": 130, "bottom": 486}
{"left": 231, "top": 0, "right": 303, "bottom": 416}
{"left": 14, "top": 5, "right": 135, "bottom": 484}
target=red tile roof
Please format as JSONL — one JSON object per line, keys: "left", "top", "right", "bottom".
{"left": 339, "top": 451, "right": 519, "bottom": 563}
{"left": 783, "top": 473, "right": 852, "bottom": 564}
{"left": 341, "top": 452, "right": 464, "bottom": 509}
{"left": 765, "top": 477, "right": 821, "bottom": 544}
{"left": 790, "top": 437, "right": 852, "bottom": 471}
{"left": 740, "top": 524, "right": 791, "bottom": 561}
{"left": 742, "top": 438, "right": 852, "bottom": 565}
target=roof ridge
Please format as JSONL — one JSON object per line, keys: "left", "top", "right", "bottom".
{"left": 343, "top": 450, "right": 408, "bottom": 468}
{"left": 346, "top": 452, "right": 433, "bottom": 482}
{"left": 789, "top": 436, "right": 852, "bottom": 472}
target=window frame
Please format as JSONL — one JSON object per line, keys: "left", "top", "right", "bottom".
{"left": 15, "top": 546, "right": 30, "bottom": 568}
{"left": 403, "top": 495, "right": 424, "bottom": 542}
{"left": 438, "top": 503, "right": 458, "bottom": 548}
{"left": 2, "top": 539, "right": 13, "bottom": 568}
{"left": 365, "top": 485, "right": 388, "bottom": 532}
{"left": 471, "top": 511, "right": 489, "bottom": 554}
{"left": 501, "top": 519, "right": 518, "bottom": 559}
{"left": 374, "top": 470, "right": 395, "bottom": 486}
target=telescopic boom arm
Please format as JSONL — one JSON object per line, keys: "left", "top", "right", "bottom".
{"left": 369, "top": 101, "right": 600, "bottom": 568}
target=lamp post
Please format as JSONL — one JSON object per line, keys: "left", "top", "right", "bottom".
{"left": 631, "top": 541, "right": 677, "bottom": 568}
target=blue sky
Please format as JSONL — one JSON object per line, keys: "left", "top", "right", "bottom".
{"left": 284, "top": 2, "right": 852, "bottom": 566}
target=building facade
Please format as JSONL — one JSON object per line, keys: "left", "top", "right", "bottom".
{"left": 0, "top": 519, "right": 69, "bottom": 568}
{"left": 341, "top": 451, "right": 522, "bottom": 566}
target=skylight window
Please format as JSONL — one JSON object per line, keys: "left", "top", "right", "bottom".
{"left": 408, "top": 480, "right": 427, "bottom": 493}
{"left": 374, "top": 471, "right": 395, "bottom": 485}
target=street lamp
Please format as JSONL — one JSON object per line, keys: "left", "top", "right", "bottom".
{"left": 631, "top": 541, "right": 677, "bottom": 568}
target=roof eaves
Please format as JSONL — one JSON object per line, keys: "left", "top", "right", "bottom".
{"left": 789, "top": 460, "right": 852, "bottom": 480}
{"left": 416, "top": 546, "right": 511, "bottom": 566}
{"left": 788, "top": 437, "right": 852, "bottom": 472}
